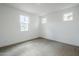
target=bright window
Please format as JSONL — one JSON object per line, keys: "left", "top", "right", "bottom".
{"left": 64, "top": 12, "right": 73, "bottom": 21}
{"left": 42, "top": 17, "right": 47, "bottom": 24}
{"left": 20, "top": 15, "right": 29, "bottom": 31}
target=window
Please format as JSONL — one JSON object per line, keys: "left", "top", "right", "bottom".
{"left": 41, "top": 17, "right": 47, "bottom": 24}
{"left": 20, "top": 15, "right": 29, "bottom": 31}
{"left": 64, "top": 12, "right": 73, "bottom": 21}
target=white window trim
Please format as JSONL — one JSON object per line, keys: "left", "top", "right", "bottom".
{"left": 63, "top": 12, "right": 73, "bottom": 21}
{"left": 41, "top": 17, "right": 47, "bottom": 24}
{"left": 20, "top": 15, "right": 29, "bottom": 31}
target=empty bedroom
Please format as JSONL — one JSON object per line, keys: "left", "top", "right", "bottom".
{"left": 0, "top": 3, "right": 79, "bottom": 56}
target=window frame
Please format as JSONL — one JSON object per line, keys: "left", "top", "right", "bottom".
{"left": 41, "top": 17, "right": 47, "bottom": 24}
{"left": 63, "top": 12, "right": 73, "bottom": 21}
{"left": 20, "top": 15, "right": 29, "bottom": 31}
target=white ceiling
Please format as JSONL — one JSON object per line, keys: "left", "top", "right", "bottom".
{"left": 3, "top": 3, "right": 79, "bottom": 16}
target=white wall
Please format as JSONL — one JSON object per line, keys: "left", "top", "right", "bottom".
{"left": 41, "top": 5, "right": 79, "bottom": 46}
{"left": 0, "top": 5, "right": 39, "bottom": 47}
{"left": 1, "top": 4, "right": 79, "bottom": 47}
